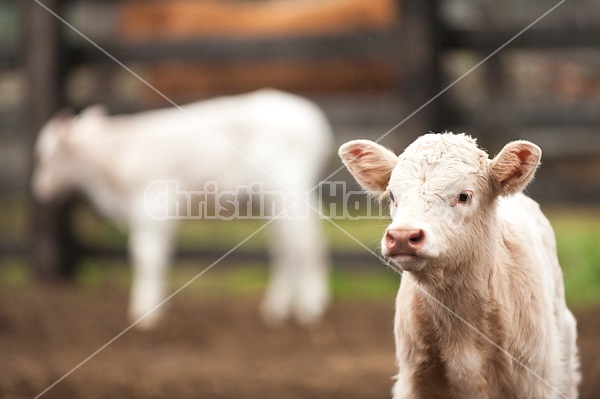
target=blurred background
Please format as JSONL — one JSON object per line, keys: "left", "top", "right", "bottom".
{"left": 1, "top": 0, "right": 600, "bottom": 398}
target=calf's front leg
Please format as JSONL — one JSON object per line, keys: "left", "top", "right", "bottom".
{"left": 128, "top": 220, "right": 175, "bottom": 329}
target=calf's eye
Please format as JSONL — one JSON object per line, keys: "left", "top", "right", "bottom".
{"left": 388, "top": 191, "right": 395, "bottom": 203}
{"left": 457, "top": 192, "right": 472, "bottom": 204}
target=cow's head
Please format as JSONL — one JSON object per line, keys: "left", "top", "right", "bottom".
{"left": 32, "top": 105, "right": 107, "bottom": 201}
{"left": 339, "top": 133, "right": 541, "bottom": 274}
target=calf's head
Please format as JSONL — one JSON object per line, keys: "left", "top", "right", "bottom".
{"left": 339, "top": 133, "right": 541, "bottom": 273}
{"left": 32, "top": 106, "right": 107, "bottom": 202}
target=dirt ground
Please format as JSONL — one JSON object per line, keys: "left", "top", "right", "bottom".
{"left": 1, "top": 285, "right": 598, "bottom": 399}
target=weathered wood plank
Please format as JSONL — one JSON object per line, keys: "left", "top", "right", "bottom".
{"left": 70, "top": 30, "right": 399, "bottom": 64}
{"left": 462, "top": 100, "right": 600, "bottom": 130}
{"left": 444, "top": 26, "right": 600, "bottom": 52}
{"left": 25, "top": 0, "right": 78, "bottom": 280}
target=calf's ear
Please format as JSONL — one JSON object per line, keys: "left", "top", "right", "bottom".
{"left": 490, "top": 140, "right": 541, "bottom": 196}
{"left": 49, "top": 110, "right": 75, "bottom": 141}
{"left": 338, "top": 140, "right": 398, "bottom": 195}
{"left": 79, "top": 104, "right": 108, "bottom": 119}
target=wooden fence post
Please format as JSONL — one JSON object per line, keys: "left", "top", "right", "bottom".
{"left": 401, "top": 0, "right": 445, "bottom": 134}
{"left": 26, "top": 0, "right": 77, "bottom": 280}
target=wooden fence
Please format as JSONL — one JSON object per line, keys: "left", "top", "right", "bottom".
{"left": 2, "top": 0, "right": 599, "bottom": 279}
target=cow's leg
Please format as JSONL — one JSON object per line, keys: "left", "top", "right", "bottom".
{"left": 291, "top": 203, "right": 329, "bottom": 326}
{"left": 261, "top": 216, "right": 296, "bottom": 326}
{"left": 563, "top": 309, "right": 581, "bottom": 398}
{"left": 128, "top": 219, "right": 176, "bottom": 329}
{"left": 262, "top": 192, "right": 329, "bottom": 326}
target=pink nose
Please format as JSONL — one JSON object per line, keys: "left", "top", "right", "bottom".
{"left": 385, "top": 228, "right": 425, "bottom": 256}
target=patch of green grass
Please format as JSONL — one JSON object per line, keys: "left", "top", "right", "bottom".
{"left": 547, "top": 208, "right": 600, "bottom": 306}
{"left": 0, "top": 255, "right": 398, "bottom": 302}
{"left": 177, "top": 219, "right": 267, "bottom": 250}
{"left": 0, "top": 195, "right": 28, "bottom": 245}
{"left": 324, "top": 217, "right": 388, "bottom": 252}
{"left": 331, "top": 267, "right": 399, "bottom": 300}
{"left": 170, "top": 262, "right": 268, "bottom": 298}
{"left": 0, "top": 258, "right": 31, "bottom": 287}
{"left": 76, "top": 259, "right": 131, "bottom": 289}
{"left": 171, "top": 263, "right": 399, "bottom": 301}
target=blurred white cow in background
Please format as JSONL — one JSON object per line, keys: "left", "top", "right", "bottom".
{"left": 32, "top": 89, "right": 333, "bottom": 329}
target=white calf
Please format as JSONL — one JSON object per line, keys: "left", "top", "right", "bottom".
{"left": 33, "top": 89, "right": 332, "bottom": 328}
{"left": 340, "top": 133, "right": 580, "bottom": 398}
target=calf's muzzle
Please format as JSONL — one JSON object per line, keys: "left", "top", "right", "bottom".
{"left": 384, "top": 228, "right": 425, "bottom": 256}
